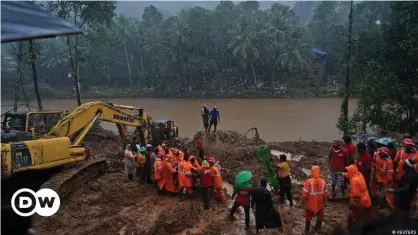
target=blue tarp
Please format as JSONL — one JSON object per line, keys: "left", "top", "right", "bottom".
{"left": 312, "top": 48, "right": 327, "bottom": 55}
{"left": 1, "top": 1, "right": 82, "bottom": 43}
{"left": 359, "top": 134, "right": 379, "bottom": 143}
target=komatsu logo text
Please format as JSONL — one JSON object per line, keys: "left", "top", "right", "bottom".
{"left": 113, "top": 114, "right": 134, "bottom": 123}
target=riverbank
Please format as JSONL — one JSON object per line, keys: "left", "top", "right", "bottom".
{"left": 1, "top": 85, "right": 340, "bottom": 100}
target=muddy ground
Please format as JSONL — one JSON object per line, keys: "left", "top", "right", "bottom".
{"left": 35, "top": 129, "right": 352, "bottom": 235}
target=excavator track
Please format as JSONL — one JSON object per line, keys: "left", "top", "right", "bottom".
{"left": 40, "top": 158, "right": 107, "bottom": 200}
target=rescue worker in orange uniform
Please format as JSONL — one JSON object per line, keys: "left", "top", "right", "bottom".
{"left": 178, "top": 155, "right": 193, "bottom": 196}
{"left": 394, "top": 138, "right": 418, "bottom": 209}
{"left": 154, "top": 152, "right": 164, "bottom": 195}
{"left": 340, "top": 164, "right": 374, "bottom": 230}
{"left": 161, "top": 154, "right": 177, "bottom": 196}
{"left": 371, "top": 147, "right": 394, "bottom": 209}
{"left": 165, "top": 147, "right": 174, "bottom": 159}
{"left": 172, "top": 148, "right": 184, "bottom": 166}
{"left": 302, "top": 166, "right": 328, "bottom": 233}
{"left": 209, "top": 157, "right": 227, "bottom": 204}
{"left": 189, "top": 155, "right": 201, "bottom": 190}
{"left": 189, "top": 155, "right": 201, "bottom": 171}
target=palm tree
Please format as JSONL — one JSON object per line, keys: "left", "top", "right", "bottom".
{"left": 40, "top": 39, "right": 68, "bottom": 69}
{"left": 115, "top": 14, "right": 134, "bottom": 85}
{"left": 266, "top": 4, "right": 296, "bottom": 42}
{"left": 229, "top": 30, "right": 261, "bottom": 85}
{"left": 272, "top": 26, "right": 311, "bottom": 82}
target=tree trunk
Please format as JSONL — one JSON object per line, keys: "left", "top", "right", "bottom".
{"left": 29, "top": 40, "right": 42, "bottom": 111}
{"left": 74, "top": 35, "right": 82, "bottom": 106}
{"left": 124, "top": 45, "right": 133, "bottom": 85}
{"left": 14, "top": 42, "right": 23, "bottom": 112}
{"left": 341, "top": 0, "right": 353, "bottom": 135}
{"left": 250, "top": 59, "right": 256, "bottom": 85}
{"left": 140, "top": 55, "right": 144, "bottom": 71}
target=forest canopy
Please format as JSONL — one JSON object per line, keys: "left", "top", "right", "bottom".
{"left": 1, "top": 1, "right": 417, "bottom": 135}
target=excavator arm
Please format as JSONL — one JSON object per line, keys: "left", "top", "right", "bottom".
{"left": 48, "top": 101, "right": 152, "bottom": 145}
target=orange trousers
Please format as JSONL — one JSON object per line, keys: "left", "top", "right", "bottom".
{"left": 214, "top": 188, "right": 227, "bottom": 204}
{"left": 371, "top": 181, "right": 394, "bottom": 208}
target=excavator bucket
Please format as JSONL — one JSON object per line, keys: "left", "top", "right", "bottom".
{"left": 256, "top": 146, "right": 280, "bottom": 191}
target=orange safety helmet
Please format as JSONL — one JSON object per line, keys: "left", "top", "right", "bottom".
{"left": 402, "top": 138, "right": 415, "bottom": 149}
{"left": 172, "top": 148, "right": 180, "bottom": 155}
{"left": 378, "top": 147, "right": 391, "bottom": 156}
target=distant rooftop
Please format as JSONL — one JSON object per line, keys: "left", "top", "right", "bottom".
{"left": 312, "top": 48, "right": 327, "bottom": 55}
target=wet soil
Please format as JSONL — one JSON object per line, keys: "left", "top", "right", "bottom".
{"left": 34, "top": 130, "right": 354, "bottom": 235}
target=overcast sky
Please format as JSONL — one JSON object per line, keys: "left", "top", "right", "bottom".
{"left": 116, "top": 1, "right": 295, "bottom": 19}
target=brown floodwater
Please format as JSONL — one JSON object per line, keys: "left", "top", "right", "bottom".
{"left": 2, "top": 98, "right": 357, "bottom": 142}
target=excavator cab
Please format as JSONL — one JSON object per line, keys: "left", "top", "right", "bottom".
{"left": 1, "top": 111, "right": 62, "bottom": 142}
{"left": 151, "top": 119, "right": 178, "bottom": 145}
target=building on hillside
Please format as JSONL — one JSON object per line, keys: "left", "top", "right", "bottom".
{"left": 309, "top": 48, "right": 327, "bottom": 85}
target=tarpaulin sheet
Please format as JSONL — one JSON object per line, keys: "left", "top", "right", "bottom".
{"left": 1, "top": 1, "right": 82, "bottom": 43}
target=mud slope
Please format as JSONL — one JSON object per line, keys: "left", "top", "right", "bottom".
{"left": 36, "top": 130, "right": 349, "bottom": 235}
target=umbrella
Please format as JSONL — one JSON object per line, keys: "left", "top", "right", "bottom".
{"left": 359, "top": 134, "right": 379, "bottom": 143}
{"left": 375, "top": 138, "right": 400, "bottom": 148}
{"left": 235, "top": 170, "right": 252, "bottom": 184}
{"left": 1, "top": 1, "right": 82, "bottom": 43}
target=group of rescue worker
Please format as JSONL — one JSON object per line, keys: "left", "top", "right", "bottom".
{"left": 123, "top": 139, "right": 227, "bottom": 210}
{"left": 304, "top": 135, "right": 418, "bottom": 233}
{"left": 123, "top": 133, "right": 417, "bottom": 233}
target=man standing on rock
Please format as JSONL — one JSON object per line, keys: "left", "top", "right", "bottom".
{"left": 201, "top": 104, "right": 209, "bottom": 133}
{"left": 208, "top": 106, "right": 220, "bottom": 134}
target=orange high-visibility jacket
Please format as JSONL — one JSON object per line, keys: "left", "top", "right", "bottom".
{"left": 374, "top": 156, "right": 393, "bottom": 183}
{"left": 189, "top": 156, "right": 201, "bottom": 171}
{"left": 394, "top": 149, "right": 418, "bottom": 181}
{"left": 345, "top": 164, "right": 372, "bottom": 208}
{"left": 162, "top": 159, "right": 177, "bottom": 193}
{"left": 153, "top": 158, "right": 163, "bottom": 180}
{"left": 178, "top": 160, "right": 192, "bottom": 187}
{"left": 174, "top": 152, "right": 184, "bottom": 165}
{"left": 211, "top": 166, "right": 223, "bottom": 189}
{"left": 302, "top": 166, "right": 328, "bottom": 213}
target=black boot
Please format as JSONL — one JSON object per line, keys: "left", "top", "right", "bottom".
{"left": 341, "top": 186, "right": 346, "bottom": 199}
{"left": 305, "top": 221, "right": 311, "bottom": 234}
{"left": 331, "top": 184, "right": 336, "bottom": 199}
{"left": 314, "top": 221, "right": 322, "bottom": 231}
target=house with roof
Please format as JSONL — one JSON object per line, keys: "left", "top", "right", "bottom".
{"left": 309, "top": 48, "right": 327, "bottom": 84}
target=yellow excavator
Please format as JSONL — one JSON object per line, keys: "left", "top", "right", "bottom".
{"left": 1, "top": 101, "right": 180, "bottom": 210}
{"left": 1, "top": 101, "right": 156, "bottom": 179}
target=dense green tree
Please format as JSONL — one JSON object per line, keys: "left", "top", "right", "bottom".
{"left": 3, "top": 1, "right": 417, "bottom": 135}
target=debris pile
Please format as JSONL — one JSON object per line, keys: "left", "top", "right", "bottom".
{"left": 36, "top": 130, "right": 353, "bottom": 235}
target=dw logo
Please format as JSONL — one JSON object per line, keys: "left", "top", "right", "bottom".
{"left": 11, "top": 188, "right": 61, "bottom": 217}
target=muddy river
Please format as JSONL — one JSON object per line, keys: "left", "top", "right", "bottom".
{"left": 2, "top": 98, "right": 357, "bottom": 141}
